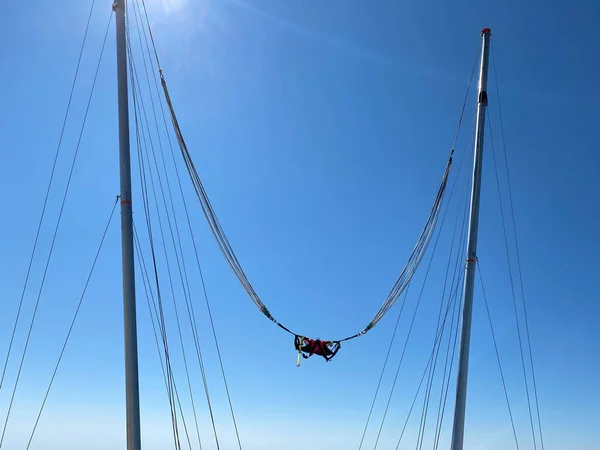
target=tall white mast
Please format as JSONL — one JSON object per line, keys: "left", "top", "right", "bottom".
{"left": 450, "top": 27, "right": 492, "bottom": 450}
{"left": 113, "top": 0, "right": 142, "bottom": 448}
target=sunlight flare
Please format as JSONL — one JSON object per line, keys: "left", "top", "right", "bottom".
{"left": 144, "top": 0, "right": 186, "bottom": 16}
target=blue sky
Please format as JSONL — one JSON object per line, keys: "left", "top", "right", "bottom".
{"left": 1, "top": 0, "right": 599, "bottom": 449}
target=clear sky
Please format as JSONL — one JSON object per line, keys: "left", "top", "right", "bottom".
{"left": 0, "top": 0, "right": 599, "bottom": 449}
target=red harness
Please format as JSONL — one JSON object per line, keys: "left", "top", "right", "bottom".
{"left": 294, "top": 336, "right": 341, "bottom": 362}
{"left": 303, "top": 338, "right": 330, "bottom": 356}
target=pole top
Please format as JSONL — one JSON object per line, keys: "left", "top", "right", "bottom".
{"left": 113, "top": 0, "right": 125, "bottom": 11}
{"left": 481, "top": 28, "right": 491, "bottom": 35}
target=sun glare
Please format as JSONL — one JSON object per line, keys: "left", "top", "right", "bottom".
{"left": 144, "top": 0, "right": 186, "bottom": 16}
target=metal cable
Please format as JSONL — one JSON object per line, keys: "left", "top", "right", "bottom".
{"left": 394, "top": 272, "right": 466, "bottom": 450}
{"left": 491, "top": 45, "right": 545, "bottom": 450}
{"left": 128, "top": 5, "right": 228, "bottom": 446}
{"left": 477, "top": 262, "right": 521, "bottom": 449}
{"left": 1, "top": 0, "right": 99, "bottom": 392}
{"left": 371, "top": 152, "right": 470, "bottom": 450}
{"left": 432, "top": 119, "right": 477, "bottom": 450}
{"left": 134, "top": 223, "right": 195, "bottom": 450}
{"left": 357, "top": 286, "right": 410, "bottom": 450}
{"left": 129, "top": 31, "right": 185, "bottom": 449}
{"left": 0, "top": 13, "right": 112, "bottom": 447}
{"left": 415, "top": 183, "right": 469, "bottom": 450}
{"left": 25, "top": 196, "right": 119, "bottom": 449}
{"left": 135, "top": 2, "right": 244, "bottom": 445}
{"left": 127, "top": 22, "right": 205, "bottom": 450}
{"left": 487, "top": 112, "right": 538, "bottom": 450}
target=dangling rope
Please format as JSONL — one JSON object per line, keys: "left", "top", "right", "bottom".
{"left": 158, "top": 66, "right": 452, "bottom": 345}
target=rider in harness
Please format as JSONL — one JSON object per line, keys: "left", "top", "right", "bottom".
{"left": 294, "top": 335, "right": 341, "bottom": 365}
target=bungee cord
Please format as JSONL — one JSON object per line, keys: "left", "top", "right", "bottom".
{"left": 135, "top": 0, "right": 491, "bottom": 369}
{"left": 142, "top": 13, "right": 480, "bottom": 355}
{"left": 158, "top": 64, "right": 453, "bottom": 347}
